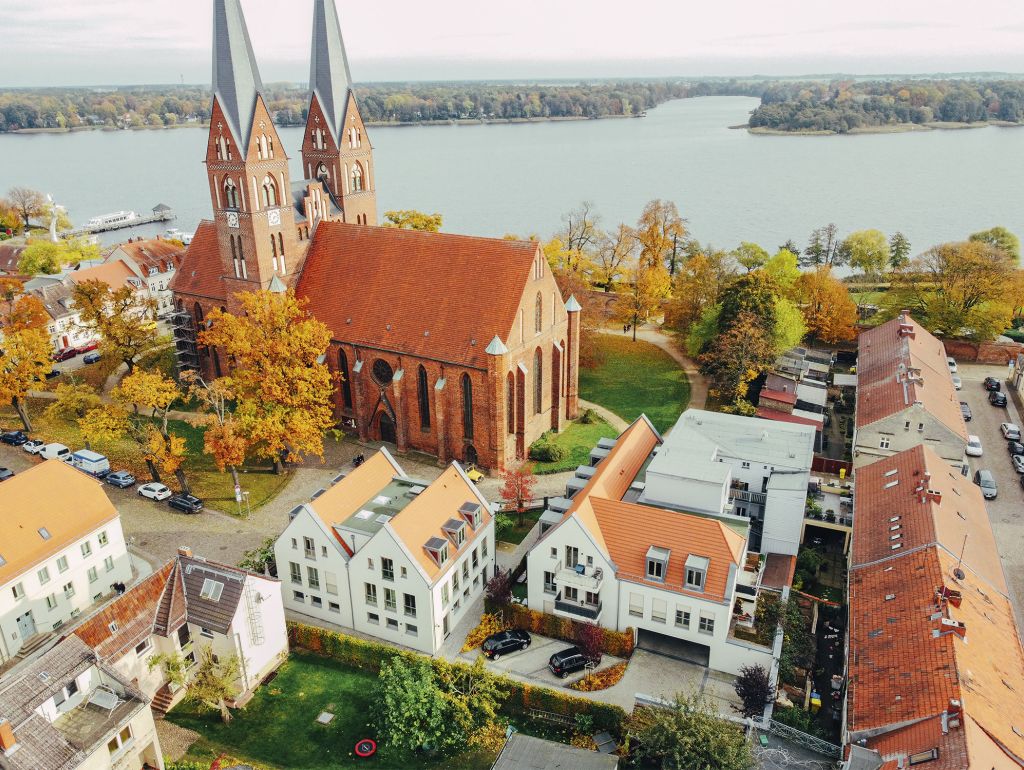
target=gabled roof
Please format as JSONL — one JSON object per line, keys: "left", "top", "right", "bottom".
{"left": 295, "top": 222, "right": 540, "bottom": 368}
{"left": 66, "top": 260, "right": 140, "bottom": 292}
{"left": 179, "top": 555, "right": 248, "bottom": 634}
{"left": 856, "top": 314, "right": 967, "bottom": 441}
{"left": 168, "top": 221, "right": 227, "bottom": 301}
{"left": 110, "top": 238, "right": 184, "bottom": 274}
{"left": 0, "top": 461, "right": 120, "bottom": 587}
{"left": 309, "top": 0, "right": 353, "bottom": 145}
{"left": 211, "top": 0, "right": 264, "bottom": 147}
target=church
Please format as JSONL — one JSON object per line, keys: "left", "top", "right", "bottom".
{"left": 170, "top": 0, "right": 581, "bottom": 470}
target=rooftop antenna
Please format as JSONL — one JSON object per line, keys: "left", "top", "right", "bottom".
{"left": 953, "top": 534, "right": 967, "bottom": 580}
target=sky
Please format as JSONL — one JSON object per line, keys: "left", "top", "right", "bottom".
{"left": 3, "top": 0, "right": 1024, "bottom": 87}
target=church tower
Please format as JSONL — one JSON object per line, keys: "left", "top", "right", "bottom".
{"left": 206, "top": 0, "right": 302, "bottom": 308}
{"left": 301, "top": 0, "right": 378, "bottom": 226}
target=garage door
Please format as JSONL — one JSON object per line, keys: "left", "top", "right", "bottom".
{"left": 636, "top": 629, "right": 711, "bottom": 666}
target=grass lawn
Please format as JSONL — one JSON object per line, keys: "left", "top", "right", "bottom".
{"left": 580, "top": 335, "right": 689, "bottom": 433}
{"left": 167, "top": 653, "right": 494, "bottom": 770}
{"left": 498, "top": 509, "right": 543, "bottom": 545}
{"left": 529, "top": 416, "right": 618, "bottom": 474}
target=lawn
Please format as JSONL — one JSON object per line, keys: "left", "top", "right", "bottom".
{"left": 167, "top": 653, "right": 494, "bottom": 770}
{"left": 497, "top": 508, "right": 543, "bottom": 545}
{"left": 580, "top": 335, "right": 689, "bottom": 433}
{"left": 529, "top": 416, "right": 618, "bottom": 474}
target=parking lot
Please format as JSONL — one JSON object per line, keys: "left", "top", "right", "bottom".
{"left": 957, "top": 362, "right": 1024, "bottom": 629}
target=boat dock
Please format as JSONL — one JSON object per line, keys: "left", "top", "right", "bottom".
{"left": 62, "top": 204, "right": 175, "bottom": 237}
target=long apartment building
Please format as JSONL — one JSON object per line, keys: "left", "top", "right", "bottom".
{"left": 844, "top": 445, "right": 1024, "bottom": 768}
{"left": 274, "top": 449, "right": 495, "bottom": 655}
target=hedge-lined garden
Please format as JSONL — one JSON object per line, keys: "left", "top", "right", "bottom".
{"left": 486, "top": 600, "right": 635, "bottom": 659}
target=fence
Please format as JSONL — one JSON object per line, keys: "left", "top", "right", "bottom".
{"left": 812, "top": 456, "right": 853, "bottom": 477}
{"left": 768, "top": 719, "right": 843, "bottom": 759}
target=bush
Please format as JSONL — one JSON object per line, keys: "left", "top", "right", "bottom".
{"left": 461, "top": 613, "right": 505, "bottom": 652}
{"left": 528, "top": 436, "right": 567, "bottom": 463}
{"left": 570, "top": 662, "right": 628, "bottom": 692}
{"left": 488, "top": 602, "right": 635, "bottom": 658}
{"left": 580, "top": 408, "right": 599, "bottom": 424}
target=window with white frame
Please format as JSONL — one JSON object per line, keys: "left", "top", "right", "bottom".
{"left": 38, "top": 567, "right": 50, "bottom": 585}
{"left": 307, "top": 567, "right": 320, "bottom": 590}
{"left": 289, "top": 562, "right": 301, "bottom": 585}
{"left": 365, "top": 583, "right": 377, "bottom": 606}
{"left": 81, "top": 542, "right": 92, "bottom": 558}
{"left": 325, "top": 571, "right": 338, "bottom": 595}
{"left": 384, "top": 588, "right": 397, "bottom": 611}
{"left": 107, "top": 726, "right": 134, "bottom": 757}
{"left": 87, "top": 567, "right": 97, "bottom": 583}
{"left": 11, "top": 583, "right": 24, "bottom": 600}
{"left": 98, "top": 531, "right": 109, "bottom": 547}
{"left": 698, "top": 613, "right": 715, "bottom": 634}
{"left": 46, "top": 594, "right": 58, "bottom": 610}
{"left": 652, "top": 598, "right": 667, "bottom": 623}
{"left": 685, "top": 554, "right": 709, "bottom": 591}
{"left": 57, "top": 556, "right": 69, "bottom": 573}
{"left": 646, "top": 546, "right": 669, "bottom": 582}
{"left": 543, "top": 571, "right": 556, "bottom": 594}
{"left": 879, "top": 436, "right": 891, "bottom": 449}
{"left": 675, "top": 608, "right": 691, "bottom": 629}
{"left": 628, "top": 592, "right": 643, "bottom": 618}
{"left": 104, "top": 556, "right": 114, "bottom": 572}
{"left": 63, "top": 582, "right": 75, "bottom": 599}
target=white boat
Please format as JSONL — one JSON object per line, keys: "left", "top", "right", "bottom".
{"left": 86, "top": 210, "right": 140, "bottom": 228}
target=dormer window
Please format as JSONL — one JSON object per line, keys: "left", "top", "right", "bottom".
{"left": 425, "top": 537, "right": 449, "bottom": 566}
{"left": 685, "top": 555, "right": 709, "bottom": 591}
{"left": 459, "top": 501, "right": 482, "bottom": 529}
{"left": 646, "top": 546, "right": 670, "bottom": 583}
{"left": 442, "top": 518, "right": 466, "bottom": 547}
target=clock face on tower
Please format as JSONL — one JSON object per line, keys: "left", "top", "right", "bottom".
{"left": 268, "top": 209, "right": 281, "bottom": 227}
{"left": 226, "top": 211, "right": 239, "bottom": 229}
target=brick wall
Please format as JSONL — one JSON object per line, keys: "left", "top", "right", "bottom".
{"left": 942, "top": 339, "right": 1023, "bottom": 365}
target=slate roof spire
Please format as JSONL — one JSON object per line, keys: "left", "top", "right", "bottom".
{"left": 309, "top": 0, "right": 354, "bottom": 144}
{"left": 212, "top": 0, "right": 264, "bottom": 148}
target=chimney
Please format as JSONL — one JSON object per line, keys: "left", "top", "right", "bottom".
{"left": 939, "top": 618, "right": 967, "bottom": 639}
{"left": 948, "top": 698, "right": 962, "bottom": 718}
{"left": 177, "top": 546, "right": 193, "bottom": 558}
{"left": 936, "top": 585, "right": 963, "bottom": 608}
{"left": 0, "top": 718, "right": 16, "bottom": 754}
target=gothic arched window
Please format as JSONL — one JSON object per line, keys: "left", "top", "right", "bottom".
{"left": 417, "top": 366, "right": 431, "bottom": 431}
{"left": 535, "top": 292, "right": 543, "bottom": 334}
{"left": 351, "top": 163, "right": 364, "bottom": 192}
{"left": 462, "top": 373, "right": 474, "bottom": 440}
{"left": 316, "top": 162, "right": 329, "bottom": 180}
{"left": 262, "top": 175, "right": 278, "bottom": 208}
{"left": 339, "top": 349, "right": 353, "bottom": 409}
{"left": 223, "top": 178, "right": 239, "bottom": 209}
{"left": 506, "top": 372, "right": 515, "bottom": 434}
{"left": 533, "top": 348, "right": 543, "bottom": 415}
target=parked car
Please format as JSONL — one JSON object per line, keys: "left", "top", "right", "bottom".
{"left": 966, "top": 435, "right": 984, "bottom": 457}
{"left": 0, "top": 468, "right": 14, "bottom": 482}
{"left": 104, "top": 470, "right": 137, "bottom": 489}
{"left": 990, "top": 391, "right": 1008, "bottom": 407}
{"left": 39, "top": 443, "right": 72, "bottom": 462}
{"left": 1001, "top": 423, "right": 1022, "bottom": 441}
{"left": 946, "top": 356, "right": 958, "bottom": 373}
{"left": 22, "top": 439, "right": 45, "bottom": 455}
{"left": 464, "top": 463, "right": 485, "bottom": 484}
{"left": 75, "top": 340, "right": 99, "bottom": 354}
{"left": 52, "top": 347, "right": 77, "bottom": 362}
{"left": 548, "top": 646, "right": 600, "bottom": 679}
{"left": 974, "top": 469, "right": 998, "bottom": 499}
{"left": 951, "top": 375, "right": 962, "bottom": 390}
{"left": 481, "top": 630, "right": 531, "bottom": 660}
{"left": 984, "top": 377, "right": 1002, "bottom": 392}
{"left": 1013, "top": 455, "right": 1024, "bottom": 474}
{"left": 138, "top": 482, "right": 172, "bottom": 501}
{"left": 1008, "top": 442, "right": 1024, "bottom": 457}
{"left": 82, "top": 352, "right": 102, "bottom": 365}
{"left": 0, "top": 430, "right": 28, "bottom": 446}
{"left": 71, "top": 449, "right": 110, "bottom": 477}
{"left": 960, "top": 402, "right": 973, "bottom": 422}
{"left": 43, "top": 369, "right": 60, "bottom": 380}
{"left": 167, "top": 493, "right": 204, "bottom": 514}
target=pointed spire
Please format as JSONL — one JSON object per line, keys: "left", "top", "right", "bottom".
{"left": 212, "top": 0, "right": 264, "bottom": 148}
{"left": 310, "top": 0, "right": 353, "bottom": 145}
{"left": 565, "top": 295, "right": 582, "bottom": 313}
{"left": 485, "top": 335, "right": 509, "bottom": 356}
{"left": 268, "top": 274, "right": 287, "bottom": 293}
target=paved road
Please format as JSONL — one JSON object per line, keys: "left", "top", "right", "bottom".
{"left": 956, "top": 362, "right": 1024, "bottom": 631}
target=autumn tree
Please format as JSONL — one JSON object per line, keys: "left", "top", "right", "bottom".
{"left": 665, "top": 249, "right": 733, "bottom": 334}
{"left": 498, "top": 463, "right": 538, "bottom": 527}
{"left": 484, "top": 568, "right": 513, "bottom": 608}
{"left": 733, "top": 664, "right": 776, "bottom": 719}
{"left": 200, "top": 289, "right": 335, "bottom": 473}
{"left": 889, "top": 231, "right": 912, "bottom": 270}
{"left": 182, "top": 370, "right": 247, "bottom": 487}
{"left": 46, "top": 382, "right": 102, "bottom": 445}
{"left": 635, "top": 199, "right": 687, "bottom": 274}
{"left": 970, "top": 225, "right": 1020, "bottom": 262}
{"left": 18, "top": 238, "right": 98, "bottom": 275}
{"left": 0, "top": 279, "right": 52, "bottom": 431}
{"left": 557, "top": 201, "right": 602, "bottom": 272}
{"left": 843, "top": 229, "right": 889, "bottom": 276}
{"left": 593, "top": 223, "right": 636, "bottom": 290}
{"left": 70, "top": 279, "right": 160, "bottom": 372}
{"left": 382, "top": 209, "right": 443, "bottom": 232}
{"left": 732, "top": 241, "right": 769, "bottom": 272}
{"left": 115, "top": 369, "right": 191, "bottom": 493}
{"left": 612, "top": 259, "right": 670, "bottom": 341}
{"left": 4, "top": 187, "right": 46, "bottom": 229}
{"left": 698, "top": 311, "right": 777, "bottom": 404}
{"left": 795, "top": 267, "right": 858, "bottom": 343}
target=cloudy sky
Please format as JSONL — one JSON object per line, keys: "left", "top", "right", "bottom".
{"left": 4, "top": 0, "right": 1024, "bottom": 87}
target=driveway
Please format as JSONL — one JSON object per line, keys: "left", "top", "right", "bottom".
{"left": 956, "top": 363, "right": 1024, "bottom": 630}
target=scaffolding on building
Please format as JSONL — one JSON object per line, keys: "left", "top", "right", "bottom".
{"left": 170, "top": 309, "right": 200, "bottom": 374}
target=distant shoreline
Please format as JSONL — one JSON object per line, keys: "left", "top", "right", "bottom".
{"left": 740, "top": 119, "right": 1024, "bottom": 136}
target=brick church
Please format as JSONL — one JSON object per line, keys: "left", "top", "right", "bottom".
{"left": 170, "top": 0, "right": 581, "bottom": 470}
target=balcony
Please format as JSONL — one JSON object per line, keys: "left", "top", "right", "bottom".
{"left": 554, "top": 593, "right": 602, "bottom": 621}
{"left": 556, "top": 564, "right": 604, "bottom": 592}
{"left": 728, "top": 488, "right": 767, "bottom": 507}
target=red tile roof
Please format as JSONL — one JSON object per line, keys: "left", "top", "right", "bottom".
{"left": 66, "top": 260, "right": 140, "bottom": 292}
{"left": 855, "top": 315, "right": 966, "bottom": 441}
{"left": 112, "top": 238, "right": 184, "bottom": 273}
{"left": 760, "top": 388, "right": 797, "bottom": 405}
{"left": 864, "top": 715, "right": 969, "bottom": 770}
{"left": 168, "top": 221, "right": 228, "bottom": 302}
{"left": 761, "top": 553, "right": 796, "bottom": 590}
{"left": 296, "top": 222, "right": 540, "bottom": 368}
{"left": 755, "top": 407, "right": 822, "bottom": 430}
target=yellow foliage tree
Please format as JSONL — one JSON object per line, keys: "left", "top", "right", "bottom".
{"left": 182, "top": 370, "right": 248, "bottom": 487}
{"left": 0, "top": 278, "right": 53, "bottom": 431}
{"left": 382, "top": 209, "right": 443, "bottom": 232}
{"left": 70, "top": 279, "right": 160, "bottom": 372}
{"left": 612, "top": 259, "right": 671, "bottom": 342}
{"left": 795, "top": 267, "right": 858, "bottom": 343}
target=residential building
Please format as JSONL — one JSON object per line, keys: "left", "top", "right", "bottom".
{"left": 105, "top": 238, "right": 183, "bottom": 317}
{"left": 273, "top": 449, "right": 495, "bottom": 655}
{"left": 31, "top": 282, "right": 93, "bottom": 353}
{"left": 0, "top": 462, "right": 133, "bottom": 663}
{"left": 72, "top": 547, "right": 287, "bottom": 714}
{"left": 844, "top": 445, "right": 1024, "bottom": 768}
{"left": 0, "top": 635, "right": 163, "bottom": 770}
{"left": 169, "top": 0, "right": 580, "bottom": 469}
{"left": 853, "top": 313, "right": 967, "bottom": 471}
{"left": 526, "top": 416, "right": 779, "bottom": 676}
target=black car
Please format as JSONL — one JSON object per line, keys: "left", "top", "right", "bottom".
{"left": 1009, "top": 442, "right": 1024, "bottom": 457}
{"left": 43, "top": 369, "right": 60, "bottom": 380}
{"left": 167, "top": 493, "right": 204, "bottom": 514}
{"left": 984, "top": 377, "right": 1002, "bottom": 392}
{"left": 960, "top": 402, "right": 972, "bottom": 422}
{"left": 0, "top": 430, "right": 28, "bottom": 446}
{"left": 481, "top": 630, "right": 531, "bottom": 660}
{"left": 548, "top": 646, "right": 600, "bottom": 679}
{"left": 990, "top": 391, "right": 1008, "bottom": 407}
{"left": 104, "top": 470, "right": 137, "bottom": 489}
{"left": 0, "top": 468, "right": 14, "bottom": 482}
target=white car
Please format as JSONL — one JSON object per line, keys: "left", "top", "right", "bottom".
{"left": 951, "top": 375, "right": 962, "bottom": 390}
{"left": 947, "top": 357, "right": 958, "bottom": 373}
{"left": 1001, "top": 422, "right": 1022, "bottom": 441}
{"left": 22, "top": 439, "right": 45, "bottom": 455}
{"left": 39, "top": 443, "right": 72, "bottom": 462}
{"left": 966, "top": 435, "right": 984, "bottom": 457}
{"left": 138, "top": 482, "right": 172, "bottom": 501}
{"left": 1013, "top": 455, "right": 1024, "bottom": 474}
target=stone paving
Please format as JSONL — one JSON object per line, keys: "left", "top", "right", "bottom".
{"left": 154, "top": 720, "right": 201, "bottom": 762}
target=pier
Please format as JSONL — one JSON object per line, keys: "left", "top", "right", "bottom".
{"left": 62, "top": 204, "right": 175, "bottom": 237}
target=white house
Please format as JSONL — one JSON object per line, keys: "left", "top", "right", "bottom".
{"left": 854, "top": 312, "right": 968, "bottom": 471}
{"left": 105, "top": 239, "right": 183, "bottom": 318}
{"left": 30, "top": 282, "right": 93, "bottom": 353}
{"left": 527, "top": 416, "right": 778, "bottom": 677}
{"left": 274, "top": 449, "right": 495, "bottom": 655}
{"left": 0, "top": 635, "right": 163, "bottom": 770}
{"left": 0, "top": 462, "right": 134, "bottom": 664}
{"left": 71, "top": 547, "right": 288, "bottom": 714}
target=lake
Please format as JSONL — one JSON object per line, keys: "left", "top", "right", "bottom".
{"left": 1, "top": 96, "right": 1023, "bottom": 256}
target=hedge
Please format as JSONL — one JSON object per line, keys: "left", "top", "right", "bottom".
{"left": 486, "top": 600, "right": 635, "bottom": 659}
{"left": 286, "top": 622, "right": 627, "bottom": 735}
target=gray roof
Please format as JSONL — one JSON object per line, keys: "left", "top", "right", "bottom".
{"left": 309, "top": 0, "right": 353, "bottom": 145}
{"left": 179, "top": 555, "right": 246, "bottom": 634}
{"left": 212, "top": 0, "right": 264, "bottom": 148}
{"left": 658, "top": 409, "right": 815, "bottom": 470}
{"left": 491, "top": 733, "right": 618, "bottom": 770}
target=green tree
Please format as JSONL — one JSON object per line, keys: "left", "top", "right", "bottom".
{"left": 189, "top": 646, "right": 242, "bottom": 724}
{"left": 761, "top": 248, "right": 800, "bottom": 297}
{"left": 627, "top": 694, "right": 756, "bottom": 770}
{"left": 731, "top": 241, "right": 769, "bottom": 272}
{"left": 772, "top": 297, "right": 807, "bottom": 351}
{"left": 382, "top": 209, "right": 443, "bottom": 232}
{"left": 238, "top": 537, "right": 277, "bottom": 574}
{"left": 843, "top": 229, "right": 889, "bottom": 276}
{"left": 718, "top": 271, "right": 778, "bottom": 333}
{"left": 666, "top": 249, "right": 733, "bottom": 334}
{"left": 969, "top": 226, "right": 1020, "bottom": 262}
{"left": 889, "top": 231, "right": 912, "bottom": 271}
{"left": 801, "top": 223, "right": 843, "bottom": 268}
{"left": 372, "top": 657, "right": 455, "bottom": 754}
{"left": 18, "top": 238, "right": 99, "bottom": 275}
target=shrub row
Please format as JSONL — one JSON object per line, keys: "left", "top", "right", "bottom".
{"left": 286, "top": 622, "right": 627, "bottom": 735}
{"left": 487, "top": 600, "right": 635, "bottom": 659}
{"left": 570, "top": 662, "right": 629, "bottom": 692}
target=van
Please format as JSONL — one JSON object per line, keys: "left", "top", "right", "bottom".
{"left": 71, "top": 449, "right": 110, "bottom": 477}
{"left": 39, "top": 443, "right": 72, "bottom": 463}
{"left": 974, "top": 469, "right": 998, "bottom": 499}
